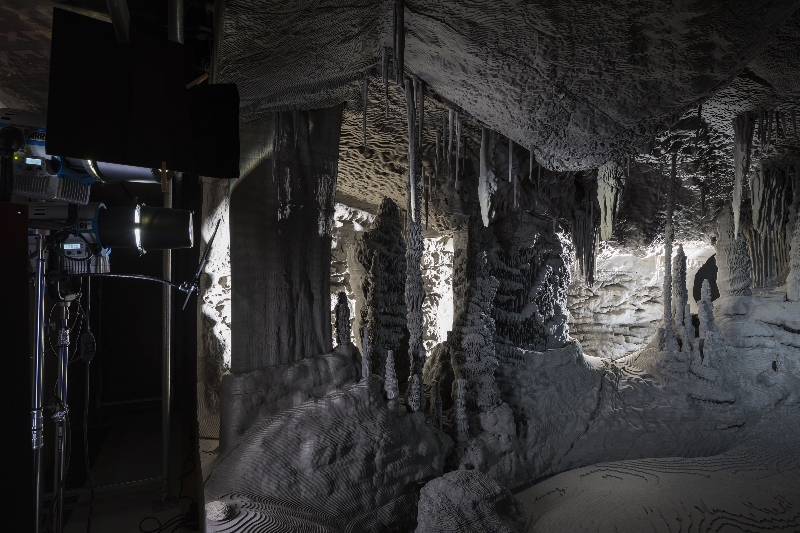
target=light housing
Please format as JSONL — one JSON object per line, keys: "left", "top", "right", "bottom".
{"left": 98, "top": 204, "right": 193, "bottom": 253}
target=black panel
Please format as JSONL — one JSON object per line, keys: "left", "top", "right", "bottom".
{"left": 46, "top": 9, "right": 239, "bottom": 179}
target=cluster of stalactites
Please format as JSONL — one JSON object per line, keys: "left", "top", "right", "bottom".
{"left": 746, "top": 163, "right": 795, "bottom": 288}
{"left": 571, "top": 178, "right": 598, "bottom": 286}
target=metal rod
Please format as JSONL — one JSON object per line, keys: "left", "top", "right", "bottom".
{"left": 161, "top": 180, "right": 173, "bottom": 499}
{"left": 168, "top": 0, "right": 184, "bottom": 44}
{"left": 162, "top": 0, "right": 181, "bottom": 499}
{"left": 32, "top": 234, "right": 46, "bottom": 533}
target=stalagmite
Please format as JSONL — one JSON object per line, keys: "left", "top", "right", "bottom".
{"left": 597, "top": 161, "right": 626, "bottom": 241}
{"left": 683, "top": 303, "right": 695, "bottom": 355}
{"left": 672, "top": 244, "right": 688, "bottom": 332}
{"left": 361, "top": 326, "right": 371, "bottom": 381}
{"left": 662, "top": 152, "right": 679, "bottom": 352}
{"left": 357, "top": 198, "right": 407, "bottom": 379}
{"left": 732, "top": 113, "right": 755, "bottom": 237}
{"left": 431, "top": 379, "right": 442, "bottom": 430}
{"left": 452, "top": 245, "right": 501, "bottom": 412}
{"left": 454, "top": 378, "right": 469, "bottom": 444}
{"left": 698, "top": 279, "right": 715, "bottom": 341}
{"left": 716, "top": 205, "right": 752, "bottom": 296}
{"left": 478, "top": 128, "right": 497, "bottom": 227}
{"left": 408, "top": 373, "right": 422, "bottom": 412}
{"left": 334, "top": 291, "right": 351, "bottom": 346}
{"left": 384, "top": 349, "right": 399, "bottom": 401}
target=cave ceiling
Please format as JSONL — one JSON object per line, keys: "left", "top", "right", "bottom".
{"left": 218, "top": 0, "right": 800, "bottom": 245}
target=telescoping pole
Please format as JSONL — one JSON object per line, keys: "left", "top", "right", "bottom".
{"left": 32, "top": 234, "right": 46, "bottom": 533}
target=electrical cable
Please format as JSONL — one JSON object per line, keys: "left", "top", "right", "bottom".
{"left": 83, "top": 361, "right": 94, "bottom": 533}
{"left": 138, "top": 449, "right": 198, "bottom": 533}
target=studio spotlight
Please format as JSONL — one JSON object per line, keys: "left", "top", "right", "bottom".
{"left": 98, "top": 204, "right": 193, "bottom": 253}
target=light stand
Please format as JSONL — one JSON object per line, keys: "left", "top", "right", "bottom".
{"left": 31, "top": 218, "right": 221, "bottom": 531}
{"left": 31, "top": 233, "right": 46, "bottom": 533}
{"left": 53, "top": 298, "right": 75, "bottom": 533}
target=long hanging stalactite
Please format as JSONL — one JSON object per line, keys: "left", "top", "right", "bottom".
{"left": 404, "top": 77, "right": 426, "bottom": 413}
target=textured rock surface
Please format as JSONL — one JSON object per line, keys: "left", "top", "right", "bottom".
{"left": 415, "top": 470, "right": 526, "bottom": 533}
{"left": 230, "top": 108, "right": 343, "bottom": 372}
{"left": 330, "top": 203, "right": 375, "bottom": 347}
{"left": 568, "top": 247, "right": 663, "bottom": 360}
{"left": 207, "top": 378, "right": 453, "bottom": 532}
{"left": 519, "top": 414, "right": 800, "bottom": 533}
{"left": 218, "top": 345, "right": 360, "bottom": 453}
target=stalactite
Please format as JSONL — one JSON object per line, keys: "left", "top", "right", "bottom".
{"left": 417, "top": 78, "right": 424, "bottom": 149}
{"left": 571, "top": 176, "right": 598, "bottom": 285}
{"left": 362, "top": 78, "right": 368, "bottom": 150}
{"left": 732, "top": 113, "right": 755, "bottom": 238}
{"left": 334, "top": 291, "right": 351, "bottom": 346}
{"left": 528, "top": 146, "right": 534, "bottom": 181}
{"left": 478, "top": 128, "right": 497, "bottom": 227}
{"left": 405, "top": 77, "right": 426, "bottom": 413}
{"left": 382, "top": 47, "right": 389, "bottom": 119}
{"left": 448, "top": 108, "right": 454, "bottom": 166}
{"left": 597, "top": 161, "right": 626, "bottom": 241}
{"left": 394, "top": 0, "right": 404, "bottom": 83}
{"left": 435, "top": 128, "right": 440, "bottom": 190}
{"left": 385, "top": 349, "right": 399, "bottom": 404}
{"left": 361, "top": 326, "right": 371, "bottom": 381}
{"left": 507, "top": 138, "right": 513, "bottom": 183}
{"left": 455, "top": 112, "right": 461, "bottom": 187}
{"left": 454, "top": 378, "right": 469, "bottom": 444}
{"left": 405, "top": 80, "right": 418, "bottom": 222}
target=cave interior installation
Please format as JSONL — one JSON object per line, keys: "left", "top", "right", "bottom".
{"left": 198, "top": 1, "right": 800, "bottom": 531}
